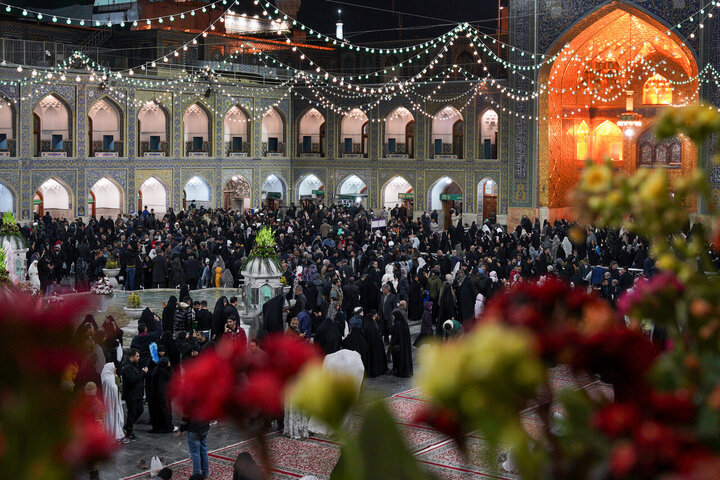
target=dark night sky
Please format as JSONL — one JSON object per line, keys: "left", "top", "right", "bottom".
{"left": 295, "top": 0, "right": 499, "bottom": 43}
{"left": 15, "top": 0, "right": 501, "bottom": 43}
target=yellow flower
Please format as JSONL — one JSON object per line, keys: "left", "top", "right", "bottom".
{"left": 581, "top": 164, "right": 612, "bottom": 193}
{"left": 286, "top": 364, "right": 360, "bottom": 429}
{"left": 638, "top": 169, "right": 667, "bottom": 204}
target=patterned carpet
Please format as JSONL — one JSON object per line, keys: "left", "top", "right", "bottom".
{"left": 123, "top": 367, "right": 611, "bottom": 479}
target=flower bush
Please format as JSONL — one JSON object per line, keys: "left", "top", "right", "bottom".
{"left": 0, "top": 211, "right": 21, "bottom": 238}
{"left": 170, "top": 334, "right": 321, "bottom": 464}
{"left": 104, "top": 258, "right": 119, "bottom": 269}
{"left": 0, "top": 289, "right": 116, "bottom": 479}
{"left": 127, "top": 292, "right": 142, "bottom": 308}
{"left": 90, "top": 277, "right": 113, "bottom": 295}
{"left": 286, "top": 105, "right": 720, "bottom": 480}
{"left": 250, "top": 226, "right": 277, "bottom": 258}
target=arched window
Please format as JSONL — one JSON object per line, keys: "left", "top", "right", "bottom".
{"left": 0, "top": 97, "right": 16, "bottom": 157}
{"left": 384, "top": 107, "right": 414, "bottom": 157}
{"left": 298, "top": 108, "right": 325, "bottom": 156}
{"left": 431, "top": 106, "right": 462, "bottom": 158}
{"left": 643, "top": 74, "right": 673, "bottom": 105}
{"left": 592, "top": 120, "right": 623, "bottom": 162}
{"left": 224, "top": 105, "right": 250, "bottom": 156}
{"left": 88, "top": 99, "right": 122, "bottom": 157}
{"left": 340, "top": 108, "right": 368, "bottom": 156}
{"left": 479, "top": 109, "right": 498, "bottom": 159}
{"left": 33, "top": 94, "right": 72, "bottom": 157}
{"left": 262, "top": 107, "right": 285, "bottom": 156}
{"left": 138, "top": 101, "right": 169, "bottom": 156}
{"left": 576, "top": 121, "right": 589, "bottom": 161}
{"left": 183, "top": 103, "right": 211, "bottom": 156}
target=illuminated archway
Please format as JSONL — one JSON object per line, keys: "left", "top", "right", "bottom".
{"left": 90, "top": 177, "right": 123, "bottom": 218}
{"left": 183, "top": 103, "right": 211, "bottom": 156}
{"left": 224, "top": 175, "right": 251, "bottom": 211}
{"left": 262, "top": 107, "right": 285, "bottom": 156}
{"left": 340, "top": 108, "right": 368, "bottom": 156}
{"left": 382, "top": 176, "right": 413, "bottom": 211}
{"left": 138, "top": 101, "right": 169, "bottom": 156}
{"left": 224, "top": 105, "right": 250, "bottom": 156}
{"left": 539, "top": 4, "right": 699, "bottom": 210}
{"left": 298, "top": 108, "right": 325, "bottom": 156}
{"left": 88, "top": 98, "right": 123, "bottom": 157}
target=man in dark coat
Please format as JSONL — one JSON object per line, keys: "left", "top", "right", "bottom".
{"left": 122, "top": 348, "right": 147, "bottom": 440}
{"left": 390, "top": 311, "right": 413, "bottom": 378}
{"left": 195, "top": 300, "right": 213, "bottom": 332}
{"left": 184, "top": 255, "right": 202, "bottom": 290}
{"left": 152, "top": 252, "right": 168, "bottom": 288}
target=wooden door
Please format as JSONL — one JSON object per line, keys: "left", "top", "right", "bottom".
{"left": 452, "top": 120, "right": 464, "bottom": 157}
{"left": 88, "top": 116, "right": 94, "bottom": 157}
{"left": 319, "top": 122, "right": 326, "bottom": 156}
{"left": 483, "top": 195, "right": 497, "bottom": 222}
{"left": 137, "top": 190, "right": 142, "bottom": 214}
{"left": 90, "top": 190, "right": 96, "bottom": 218}
{"left": 137, "top": 119, "right": 142, "bottom": 156}
{"left": 35, "top": 190, "right": 44, "bottom": 217}
{"left": 33, "top": 113, "right": 41, "bottom": 156}
{"left": 406, "top": 120, "right": 415, "bottom": 157}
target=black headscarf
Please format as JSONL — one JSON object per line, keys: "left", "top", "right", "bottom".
{"left": 342, "top": 320, "right": 368, "bottom": 371}
{"left": 179, "top": 284, "right": 191, "bottom": 303}
{"left": 232, "top": 452, "right": 262, "bottom": 480}
{"left": 160, "top": 331, "right": 180, "bottom": 368}
{"left": 315, "top": 316, "right": 341, "bottom": 356}
{"left": 161, "top": 296, "right": 177, "bottom": 332}
{"left": 149, "top": 357, "right": 173, "bottom": 433}
{"left": 391, "top": 311, "right": 413, "bottom": 378}
{"left": 262, "top": 294, "right": 285, "bottom": 335}
{"left": 362, "top": 311, "right": 388, "bottom": 377}
{"left": 212, "top": 296, "right": 229, "bottom": 340}
{"left": 139, "top": 307, "right": 154, "bottom": 330}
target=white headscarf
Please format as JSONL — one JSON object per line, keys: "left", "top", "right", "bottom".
{"left": 100, "top": 363, "right": 125, "bottom": 441}
{"left": 474, "top": 293, "right": 485, "bottom": 318}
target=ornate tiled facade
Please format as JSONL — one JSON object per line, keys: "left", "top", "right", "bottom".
{"left": 1, "top": 0, "right": 717, "bottom": 224}
{"left": 0, "top": 75, "right": 509, "bottom": 221}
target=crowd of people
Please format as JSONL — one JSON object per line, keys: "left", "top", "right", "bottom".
{"left": 14, "top": 200, "right": 719, "bottom": 480}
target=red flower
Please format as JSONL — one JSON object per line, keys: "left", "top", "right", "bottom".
{"left": 171, "top": 350, "right": 234, "bottom": 420}
{"left": 64, "top": 405, "right": 117, "bottom": 465}
{"left": 633, "top": 420, "right": 680, "bottom": 462}
{"left": 573, "top": 328, "right": 659, "bottom": 402}
{"left": 260, "top": 334, "right": 321, "bottom": 381}
{"left": 215, "top": 336, "right": 249, "bottom": 371}
{"left": 650, "top": 390, "right": 696, "bottom": 424}
{"left": 414, "top": 406, "right": 464, "bottom": 443}
{"left": 234, "top": 370, "right": 285, "bottom": 417}
{"left": 592, "top": 403, "right": 641, "bottom": 438}
{"left": 610, "top": 442, "right": 638, "bottom": 477}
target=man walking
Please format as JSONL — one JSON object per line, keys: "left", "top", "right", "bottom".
{"left": 122, "top": 349, "right": 147, "bottom": 442}
{"left": 180, "top": 416, "right": 210, "bottom": 478}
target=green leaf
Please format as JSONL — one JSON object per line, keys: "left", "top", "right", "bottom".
{"left": 330, "top": 401, "right": 436, "bottom": 480}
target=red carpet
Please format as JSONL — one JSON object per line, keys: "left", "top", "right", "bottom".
{"left": 123, "top": 367, "right": 609, "bottom": 479}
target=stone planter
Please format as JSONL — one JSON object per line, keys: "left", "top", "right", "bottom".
{"left": 94, "top": 294, "right": 113, "bottom": 312}
{"left": 102, "top": 268, "right": 120, "bottom": 288}
{"left": 123, "top": 306, "right": 146, "bottom": 319}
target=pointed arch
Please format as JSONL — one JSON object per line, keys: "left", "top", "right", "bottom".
{"left": 223, "top": 174, "right": 252, "bottom": 211}
{"left": 384, "top": 106, "right": 415, "bottom": 157}
{"left": 89, "top": 176, "right": 124, "bottom": 218}
{"left": 381, "top": 175, "right": 413, "bottom": 211}
{"left": 297, "top": 107, "right": 326, "bottom": 156}
{"left": 0, "top": 181, "right": 16, "bottom": 214}
{"left": 477, "top": 177, "right": 498, "bottom": 223}
{"left": 138, "top": 100, "right": 170, "bottom": 156}
{"left": 138, "top": 176, "right": 168, "bottom": 215}
{"left": 224, "top": 104, "right": 251, "bottom": 156}
{"left": 643, "top": 74, "right": 673, "bottom": 105}
{"left": 36, "top": 177, "right": 73, "bottom": 218}
{"left": 478, "top": 108, "right": 499, "bottom": 159}
{"left": 431, "top": 105, "right": 463, "bottom": 158}
{"left": 539, "top": 3, "right": 699, "bottom": 209}
{"left": 0, "top": 93, "right": 17, "bottom": 157}
{"left": 592, "top": 120, "right": 623, "bottom": 162}
{"left": 262, "top": 106, "right": 286, "bottom": 156}
{"left": 183, "top": 102, "right": 212, "bottom": 156}
{"left": 184, "top": 175, "right": 212, "bottom": 209}
{"left": 33, "top": 93, "right": 73, "bottom": 157}
{"left": 88, "top": 96, "right": 124, "bottom": 157}
{"left": 340, "top": 108, "right": 368, "bottom": 156}
{"left": 296, "top": 174, "right": 323, "bottom": 199}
